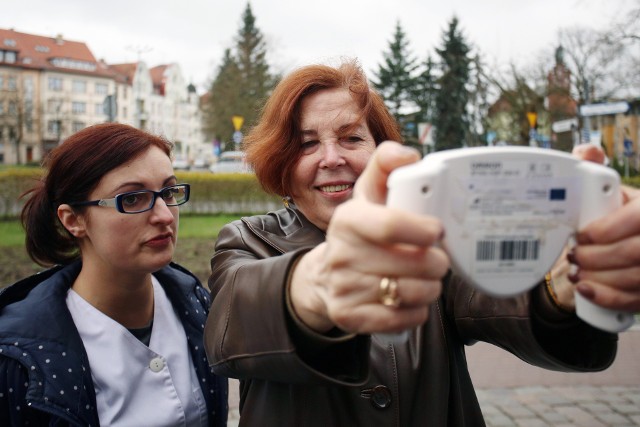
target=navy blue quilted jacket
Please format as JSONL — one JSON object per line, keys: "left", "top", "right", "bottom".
{"left": 0, "top": 261, "right": 228, "bottom": 426}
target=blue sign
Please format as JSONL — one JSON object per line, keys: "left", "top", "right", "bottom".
{"left": 233, "top": 131, "right": 243, "bottom": 144}
{"left": 624, "top": 137, "right": 633, "bottom": 157}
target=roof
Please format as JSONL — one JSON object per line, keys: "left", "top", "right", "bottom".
{"left": 150, "top": 64, "right": 168, "bottom": 95}
{"left": 0, "top": 27, "right": 113, "bottom": 77}
{"left": 108, "top": 62, "right": 138, "bottom": 83}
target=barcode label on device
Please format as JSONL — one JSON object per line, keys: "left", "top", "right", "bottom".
{"left": 476, "top": 239, "right": 540, "bottom": 261}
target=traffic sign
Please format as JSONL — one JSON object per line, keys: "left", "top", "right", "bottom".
{"left": 579, "top": 102, "right": 629, "bottom": 117}
{"left": 551, "top": 118, "right": 578, "bottom": 133}
{"left": 232, "top": 131, "right": 243, "bottom": 144}
{"left": 526, "top": 112, "right": 537, "bottom": 128}
{"left": 232, "top": 115, "right": 244, "bottom": 131}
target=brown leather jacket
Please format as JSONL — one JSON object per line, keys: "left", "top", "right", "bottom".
{"left": 204, "top": 206, "right": 617, "bottom": 426}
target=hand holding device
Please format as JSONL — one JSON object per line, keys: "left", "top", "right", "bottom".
{"left": 386, "top": 146, "right": 634, "bottom": 333}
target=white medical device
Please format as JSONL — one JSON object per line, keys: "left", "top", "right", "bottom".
{"left": 386, "top": 146, "right": 634, "bottom": 333}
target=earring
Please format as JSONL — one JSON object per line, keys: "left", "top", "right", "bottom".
{"left": 282, "top": 196, "right": 291, "bottom": 208}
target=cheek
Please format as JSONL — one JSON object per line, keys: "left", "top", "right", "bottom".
{"left": 291, "top": 158, "right": 315, "bottom": 197}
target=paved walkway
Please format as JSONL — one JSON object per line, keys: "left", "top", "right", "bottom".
{"left": 226, "top": 328, "right": 640, "bottom": 426}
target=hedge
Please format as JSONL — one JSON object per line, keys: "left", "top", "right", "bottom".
{"left": 1, "top": 168, "right": 638, "bottom": 220}
{"left": 0, "top": 169, "right": 282, "bottom": 219}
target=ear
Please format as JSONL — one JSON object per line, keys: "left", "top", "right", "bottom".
{"left": 57, "top": 204, "right": 87, "bottom": 238}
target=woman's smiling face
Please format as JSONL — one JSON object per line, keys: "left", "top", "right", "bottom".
{"left": 291, "top": 88, "right": 376, "bottom": 231}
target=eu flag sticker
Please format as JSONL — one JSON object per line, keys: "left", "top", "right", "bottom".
{"left": 549, "top": 188, "right": 566, "bottom": 200}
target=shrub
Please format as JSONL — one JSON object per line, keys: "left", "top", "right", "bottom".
{"left": 0, "top": 169, "right": 282, "bottom": 219}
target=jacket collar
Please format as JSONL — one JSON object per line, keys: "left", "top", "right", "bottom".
{"left": 240, "top": 205, "right": 326, "bottom": 254}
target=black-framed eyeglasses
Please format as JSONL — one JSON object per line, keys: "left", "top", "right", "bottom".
{"left": 69, "top": 184, "right": 190, "bottom": 214}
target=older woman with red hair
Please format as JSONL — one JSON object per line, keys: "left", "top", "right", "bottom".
{"left": 205, "top": 59, "right": 638, "bottom": 426}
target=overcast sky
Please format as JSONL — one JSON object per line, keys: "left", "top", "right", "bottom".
{"left": 2, "top": 0, "right": 636, "bottom": 92}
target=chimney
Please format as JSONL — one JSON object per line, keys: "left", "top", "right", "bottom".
{"left": 55, "top": 34, "right": 64, "bottom": 45}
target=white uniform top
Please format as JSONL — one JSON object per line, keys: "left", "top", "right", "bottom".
{"left": 66, "top": 276, "right": 208, "bottom": 427}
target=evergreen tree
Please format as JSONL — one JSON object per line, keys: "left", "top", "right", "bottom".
{"left": 433, "top": 16, "right": 471, "bottom": 151}
{"left": 203, "top": 49, "right": 241, "bottom": 145}
{"left": 411, "top": 54, "right": 437, "bottom": 125}
{"left": 203, "top": 3, "right": 278, "bottom": 147}
{"left": 372, "top": 21, "right": 418, "bottom": 123}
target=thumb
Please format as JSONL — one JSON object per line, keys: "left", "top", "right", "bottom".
{"left": 353, "top": 141, "right": 421, "bottom": 204}
{"left": 572, "top": 143, "right": 606, "bottom": 164}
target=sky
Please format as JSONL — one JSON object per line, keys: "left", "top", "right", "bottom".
{"left": 2, "top": 0, "right": 636, "bottom": 93}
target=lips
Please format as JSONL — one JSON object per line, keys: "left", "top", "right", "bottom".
{"left": 145, "top": 232, "right": 173, "bottom": 246}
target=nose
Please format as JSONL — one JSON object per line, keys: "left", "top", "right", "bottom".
{"left": 149, "top": 197, "right": 176, "bottom": 225}
{"left": 318, "top": 142, "right": 346, "bottom": 168}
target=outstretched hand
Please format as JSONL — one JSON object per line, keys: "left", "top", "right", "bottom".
{"left": 290, "top": 142, "right": 450, "bottom": 334}
{"left": 562, "top": 144, "right": 640, "bottom": 313}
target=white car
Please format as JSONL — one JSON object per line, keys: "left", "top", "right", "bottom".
{"left": 209, "top": 151, "right": 252, "bottom": 174}
{"left": 172, "top": 156, "right": 190, "bottom": 170}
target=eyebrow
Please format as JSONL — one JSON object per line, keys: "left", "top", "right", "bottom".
{"left": 109, "top": 176, "right": 178, "bottom": 194}
{"left": 300, "top": 122, "right": 366, "bottom": 137}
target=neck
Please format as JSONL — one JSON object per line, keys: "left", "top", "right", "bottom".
{"left": 72, "top": 266, "right": 155, "bottom": 329}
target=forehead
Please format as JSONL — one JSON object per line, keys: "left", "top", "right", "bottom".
{"left": 95, "top": 146, "right": 172, "bottom": 191}
{"left": 300, "top": 88, "right": 361, "bottom": 125}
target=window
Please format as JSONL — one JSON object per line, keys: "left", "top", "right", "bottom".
{"left": 50, "top": 58, "right": 96, "bottom": 72}
{"left": 7, "top": 76, "right": 17, "bottom": 91}
{"left": 8, "top": 101, "right": 17, "bottom": 116}
{"left": 95, "top": 82, "right": 108, "bottom": 95}
{"left": 72, "top": 80, "right": 87, "bottom": 93}
{"left": 4, "top": 51, "right": 16, "bottom": 63}
{"left": 47, "top": 99, "right": 63, "bottom": 113}
{"left": 47, "top": 120, "right": 61, "bottom": 135}
{"left": 0, "top": 101, "right": 4, "bottom": 115}
{"left": 3, "top": 39, "right": 16, "bottom": 47}
{"left": 72, "top": 102, "right": 86, "bottom": 114}
{"left": 48, "top": 77, "right": 63, "bottom": 91}
{"left": 72, "top": 121, "right": 86, "bottom": 133}
{"left": 0, "top": 75, "right": 3, "bottom": 89}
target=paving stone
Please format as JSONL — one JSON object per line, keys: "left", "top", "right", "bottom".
{"left": 611, "top": 403, "right": 640, "bottom": 415}
{"left": 484, "top": 414, "right": 514, "bottom": 427}
{"left": 596, "top": 412, "right": 634, "bottom": 425}
{"left": 514, "top": 418, "right": 548, "bottom": 427}
{"left": 580, "top": 401, "right": 614, "bottom": 414}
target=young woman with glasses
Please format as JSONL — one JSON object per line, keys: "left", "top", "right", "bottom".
{"left": 0, "top": 123, "right": 228, "bottom": 426}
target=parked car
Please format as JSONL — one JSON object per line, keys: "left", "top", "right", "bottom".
{"left": 209, "top": 151, "right": 252, "bottom": 174}
{"left": 172, "top": 156, "right": 190, "bottom": 170}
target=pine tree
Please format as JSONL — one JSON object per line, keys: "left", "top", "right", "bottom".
{"left": 372, "top": 21, "right": 418, "bottom": 122}
{"left": 433, "top": 16, "right": 471, "bottom": 151}
{"left": 411, "top": 54, "right": 437, "bottom": 125}
{"left": 203, "top": 3, "right": 278, "bottom": 147}
{"left": 203, "top": 49, "right": 241, "bottom": 145}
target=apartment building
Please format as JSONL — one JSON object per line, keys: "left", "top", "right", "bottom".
{"left": 0, "top": 28, "right": 207, "bottom": 165}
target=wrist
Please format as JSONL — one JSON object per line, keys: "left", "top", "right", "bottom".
{"left": 288, "top": 247, "right": 335, "bottom": 333}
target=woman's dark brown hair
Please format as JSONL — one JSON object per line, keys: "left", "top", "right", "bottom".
{"left": 21, "top": 123, "right": 173, "bottom": 266}
{"left": 244, "top": 59, "right": 401, "bottom": 197}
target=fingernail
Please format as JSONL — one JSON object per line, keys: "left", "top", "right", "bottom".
{"left": 568, "top": 264, "right": 580, "bottom": 283}
{"left": 576, "top": 284, "right": 595, "bottom": 300}
{"left": 576, "top": 232, "right": 593, "bottom": 245}
{"left": 566, "top": 250, "right": 578, "bottom": 266}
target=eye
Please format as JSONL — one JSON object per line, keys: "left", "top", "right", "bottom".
{"left": 161, "top": 187, "right": 178, "bottom": 201}
{"left": 345, "top": 135, "right": 364, "bottom": 143}
{"left": 301, "top": 140, "right": 319, "bottom": 153}
{"left": 121, "top": 193, "right": 141, "bottom": 207}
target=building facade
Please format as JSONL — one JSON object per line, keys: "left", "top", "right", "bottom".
{"left": 0, "top": 28, "right": 207, "bottom": 165}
